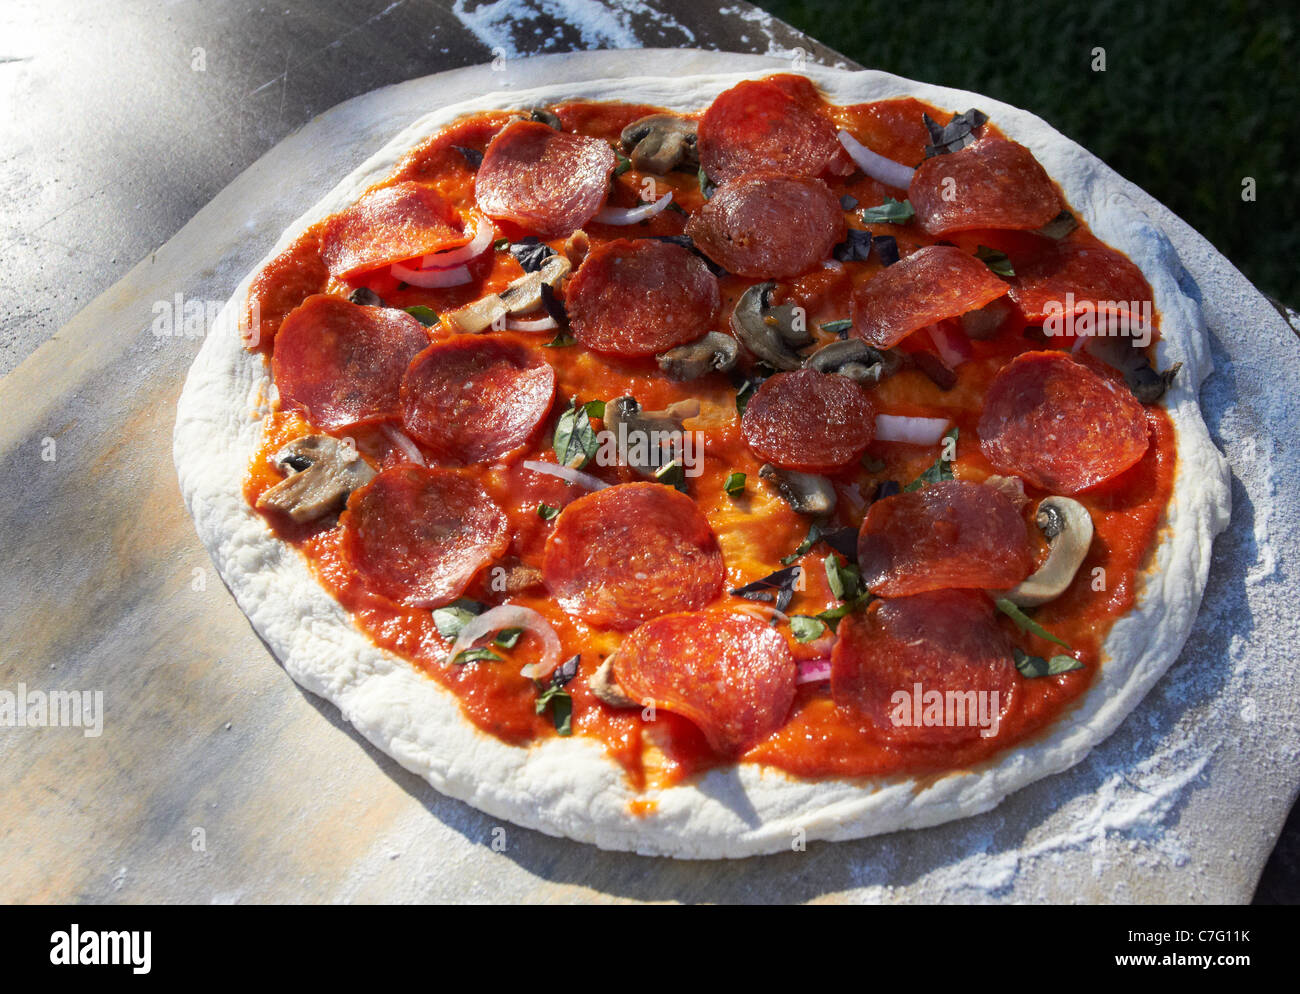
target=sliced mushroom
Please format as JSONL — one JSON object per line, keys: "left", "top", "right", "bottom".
{"left": 529, "top": 108, "right": 562, "bottom": 130}
{"left": 256, "top": 435, "right": 376, "bottom": 524}
{"left": 619, "top": 114, "right": 699, "bottom": 174}
{"left": 563, "top": 229, "right": 590, "bottom": 268}
{"left": 602, "top": 396, "right": 700, "bottom": 476}
{"left": 1003, "top": 496, "right": 1094, "bottom": 607}
{"left": 731, "top": 282, "right": 811, "bottom": 370}
{"left": 960, "top": 297, "right": 1013, "bottom": 340}
{"left": 804, "top": 339, "right": 903, "bottom": 384}
{"left": 759, "top": 464, "right": 837, "bottom": 516}
{"left": 445, "top": 254, "right": 571, "bottom": 333}
{"left": 499, "top": 560, "right": 544, "bottom": 595}
{"left": 656, "top": 331, "right": 740, "bottom": 380}
{"left": 1082, "top": 335, "right": 1181, "bottom": 403}
{"left": 590, "top": 655, "right": 638, "bottom": 709}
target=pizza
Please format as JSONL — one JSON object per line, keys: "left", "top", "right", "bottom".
{"left": 174, "top": 67, "right": 1231, "bottom": 858}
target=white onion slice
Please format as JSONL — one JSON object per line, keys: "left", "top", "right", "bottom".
{"left": 381, "top": 424, "right": 425, "bottom": 466}
{"left": 520, "top": 459, "right": 609, "bottom": 490}
{"left": 390, "top": 260, "right": 473, "bottom": 288}
{"left": 796, "top": 658, "right": 832, "bottom": 685}
{"left": 448, "top": 604, "right": 563, "bottom": 680}
{"left": 419, "top": 215, "right": 494, "bottom": 269}
{"left": 595, "top": 191, "right": 673, "bottom": 225}
{"left": 874, "top": 414, "right": 952, "bottom": 445}
{"left": 732, "top": 602, "right": 792, "bottom": 626}
{"left": 505, "top": 314, "right": 559, "bottom": 332}
{"left": 926, "top": 322, "right": 972, "bottom": 368}
{"left": 837, "top": 130, "right": 915, "bottom": 190}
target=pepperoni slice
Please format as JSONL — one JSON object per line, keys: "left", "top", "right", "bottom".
{"left": 978, "top": 350, "right": 1150, "bottom": 493}
{"left": 685, "top": 172, "right": 845, "bottom": 279}
{"left": 909, "top": 137, "right": 1062, "bottom": 237}
{"left": 320, "top": 182, "right": 468, "bottom": 280}
{"left": 542, "top": 483, "right": 725, "bottom": 631}
{"left": 271, "top": 295, "right": 431, "bottom": 433}
{"left": 697, "top": 77, "right": 851, "bottom": 184}
{"left": 400, "top": 337, "right": 555, "bottom": 464}
{"left": 850, "top": 245, "right": 1010, "bottom": 348}
{"left": 741, "top": 369, "right": 876, "bottom": 473}
{"left": 857, "top": 480, "right": 1034, "bottom": 596}
{"left": 1009, "top": 240, "right": 1153, "bottom": 323}
{"left": 341, "top": 465, "right": 509, "bottom": 609}
{"left": 565, "top": 239, "right": 720, "bottom": 356}
{"left": 612, "top": 611, "right": 797, "bottom": 755}
{"left": 831, "top": 591, "right": 1018, "bottom": 745}
{"left": 474, "top": 120, "right": 616, "bottom": 239}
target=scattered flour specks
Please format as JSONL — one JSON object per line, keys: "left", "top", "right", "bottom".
{"left": 451, "top": 0, "right": 697, "bottom": 58}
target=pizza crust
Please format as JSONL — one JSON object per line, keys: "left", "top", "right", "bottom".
{"left": 173, "top": 67, "right": 1231, "bottom": 858}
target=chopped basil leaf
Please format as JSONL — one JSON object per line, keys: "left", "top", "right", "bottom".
{"left": 735, "top": 377, "right": 762, "bottom": 416}
{"left": 840, "top": 193, "right": 859, "bottom": 210}
{"left": 654, "top": 459, "right": 687, "bottom": 492}
{"left": 493, "top": 237, "right": 509, "bottom": 250}
{"left": 995, "top": 599, "right": 1072, "bottom": 650}
{"left": 614, "top": 153, "right": 632, "bottom": 177}
{"left": 903, "top": 426, "right": 959, "bottom": 492}
{"left": 665, "top": 200, "right": 688, "bottom": 216}
{"left": 452, "top": 646, "right": 503, "bottom": 665}
{"left": 820, "top": 526, "right": 859, "bottom": 562}
{"left": 730, "top": 565, "right": 802, "bottom": 613}
{"left": 781, "top": 523, "right": 823, "bottom": 566}
{"left": 553, "top": 654, "right": 580, "bottom": 687}
{"left": 859, "top": 197, "right": 915, "bottom": 225}
{"left": 873, "top": 234, "right": 900, "bottom": 267}
{"left": 698, "top": 167, "right": 716, "bottom": 200}
{"left": 538, "top": 281, "right": 568, "bottom": 329}
{"left": 1013, "top": 647, "right": 1085, "bottom": 678}
{"left": 922, "top": 109, "right": 988, "bottom": 158}
{"left": 494, "top": 627, "right": 524, "bottom": 650}
{"left": 535, "top": 657, "right": 579, "bottom": 735}
{"left": 509, "top": 237, "right": 556, "bottom": 273}
{"left": 975, "top": 244, "right": 1015, "bottom": 277}
{"left": 452, "top": 145, "right": 484, "bottom": 169}
{"left": 724, "top": 471, "right": 746, "bottom": 496}
{"left": 582, "top": 399, "right": 606, "bottom": 419}
{"left": 553, "top": 397, "right": 599, "bottom": 469}
{"left": 815, "top": 600, "right": 864, "bottom": 632}
{"left": 861, "top": 456, "right": 886, "bottom": 473}
{"left": 537, "top": 502, "right": 560, "bottom": 520}
{"left": 403, "top": 304, "right": 439, "bottom": 326}
{"left": 432, "top": 604, "right": 479, "bottom": 640}
{"left": 821, "top": 318, "right": 853, "bottom": 338}
{"left": 823, "top": 554, "right": 862, "bottom": 602}
{"left": 1037, "top": 210, "right": 1078, "bottom": 240}
{"left": 543, "top": 330, "right": 576, "bottom": 347}
{"left": 833, "top": 228, "right": 873, "bottom": 262}
{"left": 790, "top": 615, "right": 827, "bottom": 642}
{"left": 870, "top": 479, "right": 902, "bottom": 504}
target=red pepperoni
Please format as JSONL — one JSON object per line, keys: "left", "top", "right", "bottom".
{"left": 978, "top": 350, "right": 1150, "bottom": 493}
{"left": 341, "top": 465, "right": 509, "bottom": 609}
{"left": 857, "top": 480, "right": 1034, "bottom": 597}
{"left": 565, "top": 239, "right": 720, "bottom": 356}
{"left": 850, "top": 245, "right": 1010, "bottom": 348}
{"left": 612, "top": 611, "right": 797, "bottom": 755}
{"left": 1009, "top": 240, "right": 1153, "bottom": 324}
{"left": 400, "top": 337, "right": 555, "bottom": 465}
{"left": 474, "top": 120, "right": 616, "bottom": 239}
{"left": 542, "top": 483, "right": 725, "bottom": 631}
{"left": 320, "top": 182, "right": 468, "bottom": 280}
{"left": 686, "top": 172, "right": 845, "bottom": 279}
{"left": 697, "top": 77, "right": 852, "bottom": 184}
{"left": 909, "top": 137, "right": 1062, "bottom": 237}
{"left": 831, "top": 591, "right": 1018, "bottom": 745}
{"left": 741, "top": 369, "right": 876, "bottom": 473}
{"left": 272, "top": 295, "right": 431, "bottom": 433}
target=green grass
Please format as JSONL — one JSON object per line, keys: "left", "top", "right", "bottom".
{"left": 764, "top": 0, "right": 1297, "bottom": 304}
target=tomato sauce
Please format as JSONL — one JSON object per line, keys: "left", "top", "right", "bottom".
{"left": 242, "top": 81, "right": 1176, "bottom": 790}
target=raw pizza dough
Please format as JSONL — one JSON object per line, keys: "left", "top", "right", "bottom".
{"left": 173, "top": 66, "right": 1232, "bottom": 859}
